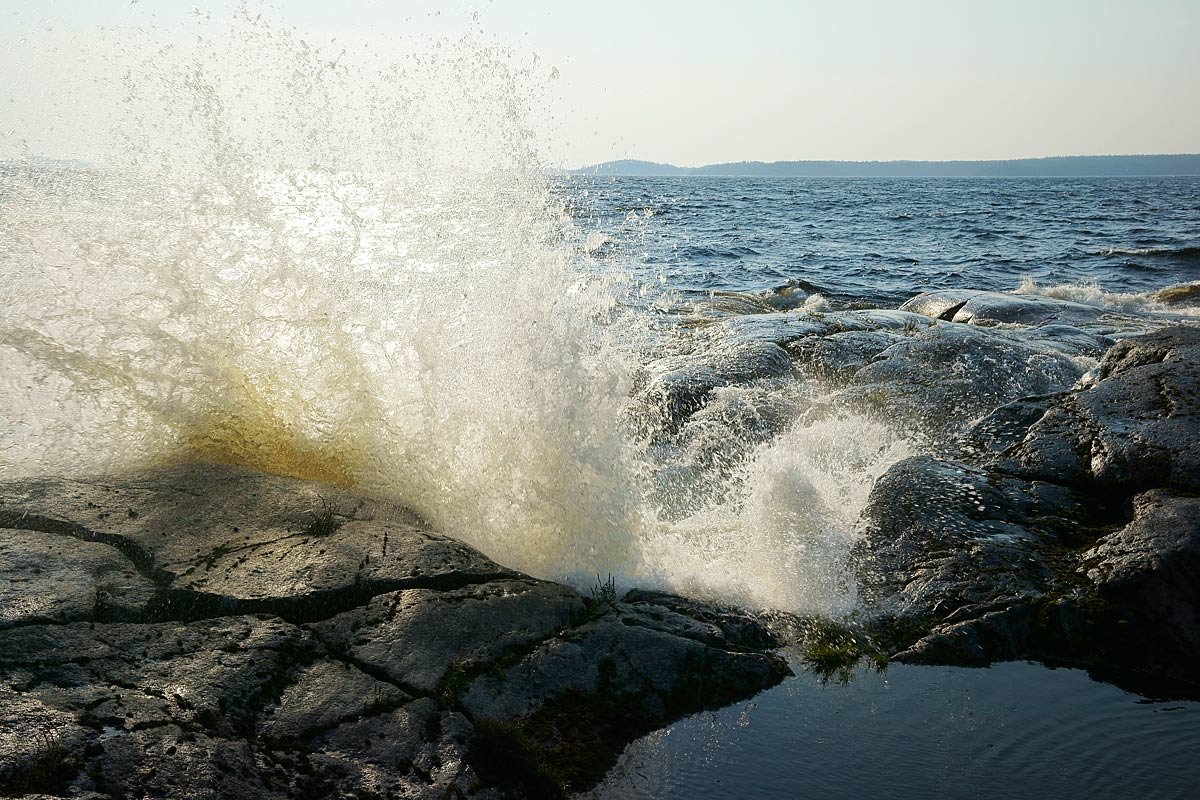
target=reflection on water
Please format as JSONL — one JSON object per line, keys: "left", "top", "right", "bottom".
{"left": 587, "top": 659, "right": 1200, "bottom": 799}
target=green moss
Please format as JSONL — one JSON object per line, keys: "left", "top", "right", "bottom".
{"left": 435, "top": 660, "right": 473, "bottom": 708}
{"left": 466, "top": 718, "right": 566, "bottom": 800}
{"left": 799, "top": 617, "right": 889, "bottom": 683}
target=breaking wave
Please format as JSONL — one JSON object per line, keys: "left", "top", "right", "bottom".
{"left": 0, "top": 6, "right": 898, "bottom": 613}
{"left": 1015, "top": 277, "right": 1200, "bottom": 315}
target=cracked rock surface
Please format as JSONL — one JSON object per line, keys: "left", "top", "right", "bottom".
{"left": 853, "top": 326, "right": 1200, "bottom": 694}
{"left": 0, "top": 464, "right": 789, "bottom": 799}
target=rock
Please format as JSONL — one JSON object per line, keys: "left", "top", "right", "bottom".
{"left": 631, "top": 339, "right": 793, "bottom": 439}
{"left": 1022, "top": 324, "right": 1115, "bottom": 359}
{"left": 898, "top": 289, "right": 979, "bottom": 320}
{"left": 853, "top": 455, "right": 1098, "bottom": 624}
{"left": 313, "top": 579, "right": 584, "bottom": 694}
{"left": 0, "top": 463, "right": 517, "bottom": 621}
{"left": 950, "top": 291, "right": 1110, "bottom": 328}
{"left": 621, "top": 588, "right": 786, "bottom": 651}
{"left": 0, "top": 464, "right": 789, "bottom": 797}
{"left": 1151, "top": 281, "right": 1200, "bottom": 307}
{"left": 0, "top": 686, "right": 92, "bottom": 796}
{"left": 256, "top": 659, "right": 409, "bottom": 742}
{"left": 853, "top": 327, "right": 1200, "bottom": 693}
{"left": 462, "top": 602, "right": 789, "bottom": 789}
{"left": 712, "top": 308, "right": 932, "bottom": 348}
{"left": 786, "top": 329, "right": 906, "bottom": 383}
{"left": 1079, "top": 490, "right": 1200, "bottom": 683}
{"left": 994, "top": 326, "right": 1200, "bottom": 493}
{"left": 0, "top": 529, "right": 156, "bottom": 628}
{"left": 900, "top": 289, "right": 1181, "bottom": 340}
{"left": 305, "top": 698, "right": 483, "bottom": 800}
{"left": 843, "top": 323, "right": 1085, "bottom": 435}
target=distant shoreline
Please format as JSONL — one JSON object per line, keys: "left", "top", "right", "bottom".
{"left": 573, "top": 154, "right": 1200, "bottom": 178}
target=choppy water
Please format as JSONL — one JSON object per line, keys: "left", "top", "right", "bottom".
{"left": 566, "top": 175, "right": 1200, "bottom": 306}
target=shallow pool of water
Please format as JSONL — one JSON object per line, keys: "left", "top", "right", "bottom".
{"left": 585, "top": 659, "right": 1200, "bottom": 799}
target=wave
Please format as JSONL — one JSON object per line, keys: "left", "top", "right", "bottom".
{"left": 0, "top": 6, "right": 893, "bottom": 614}
{"left": 1095, "top": 245, "right": 1200, "bottom": 259}
{"left": 1014, "top": 277, "right": 1200, "bottom": 315}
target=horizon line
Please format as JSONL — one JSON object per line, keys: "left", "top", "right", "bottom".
{"left": 570, "top": 153, "right": 1200, "bottom": 177}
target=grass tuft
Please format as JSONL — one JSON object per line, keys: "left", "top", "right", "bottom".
{"left": 303, "top": 498, "right": 341, "bottom": 537}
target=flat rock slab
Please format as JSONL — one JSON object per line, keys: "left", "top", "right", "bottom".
{"left": 0, "top": 530, "right": 155, "bottom": 628}
{"left": 314, "top": 579, "right": 584, "bottom": 694}
{"left": 0, "top": 463, "right": 789, "bottom": 798}
{"left": 0, "top": 463, "right": 516, "bottom": 618}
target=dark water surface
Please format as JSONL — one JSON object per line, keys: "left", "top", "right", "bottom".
{"left": 588, "top": 660, "right": 1200, "bottom": 800}
{"left": 564, "top": 176, "right": 1200, "bottom": 304}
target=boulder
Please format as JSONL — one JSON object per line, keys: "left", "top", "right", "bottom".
{"left": 0, "top": 463, "right": 789, "bottom": 798}
{"left": 843, "top": 323, "right": 1085, "bottom": 435}
{"left": 853, "top": 326, "right": 1200, "bottom": 693}
{"left": 994, "top": 326, "right": 1200, "bottom": 493}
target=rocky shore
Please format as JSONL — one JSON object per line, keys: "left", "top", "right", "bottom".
{"left": 0, "top": 466, "right": 788, "bottom": 798}
{"left": 3, "top": 286, "right": 1199, "bottom": 798}
{"left": 854, "top": 323, "right": 1200, "bottom": 694}
{"left": 643, "top": 286, "right": 1200, "bottom": 695}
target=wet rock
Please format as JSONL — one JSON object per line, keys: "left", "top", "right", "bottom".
{"left": 621, "top": 589, "right": 785, "bottom": 651}
{"left": 843, "top": 323, "right": 1084, "bottom": 435}
{"left": 786, "top": 329, "right": 906, "bottom": 383}
{"left": 632, "top": 339, "right": 793, "bottom": 439}
{"left": 313, "top": 579, "right": 584, "bottom": 694}
{"left": 0, "top": 463, "right": 788, "bottom": 797}
{"left": 853, "top": 455, "right": 1097, "bottom": 623}
{"left": 713, "top": 308, "right": 932, "bottom": 348}
{"left": 0, "top": 686, "right": 92, "bottom": 796}
{"left": 256, "top": 659, "right": 409, "bottom": 742}
{"left": 0, "top": 529, "right": 155, "bottom": 628}
{"left": 898, "top": 289, "right": 978, "bottom": 320}
{"left": 305, "top": 698, "right": 483, "bottom": 800}
{"left": 1022, "top": 324, "right": 1114, "bottom": 359}
{"left": 901, "top": 289, "right": 1109, "bottom": 328}
{"left": 951, "top": 291, "right": 1109, "bottom": 328}
{"left": 1151, "top": 281, "right": 1200, "bottom": 307}
{"left": 900, "top": 289, "right": 1172, "bottom": 338}
{"left": 462, "top": 603, "right": 789, "bottom": 789}
{"left": 1079, "top": 489, "right": 1200, "bottom": 682}
{"left": 855, "top": 326, "right": 1200, "bottom": 693}
{"left": 0, "top": 463, "right": 516, "bottom": 620}
{"left": 994, "top": 326, "right": 1200, "bottom": 493}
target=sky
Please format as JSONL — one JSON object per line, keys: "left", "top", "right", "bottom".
{"left": 2, "top": 0, "right": 1198, "bottom": 168}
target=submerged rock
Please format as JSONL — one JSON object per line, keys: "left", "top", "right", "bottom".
{"left": 854, "top": 326, "right": 1200, "bottom": 693}
{"left": 1151, "top": 281, "right": 1200, "bottom": 307}
{"left": 0, "top": 464, "right": 789, "bottom": 798}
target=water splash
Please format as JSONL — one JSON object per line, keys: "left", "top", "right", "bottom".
{"left": 0, "top": 6, "right": 908, "bottom": 613}
{"left": 1015, "top": 276, "right": 1200, "bottom": 316}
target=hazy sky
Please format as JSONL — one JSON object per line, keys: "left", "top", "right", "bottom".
{"left": 3, "top": 0, "right": 1198, "bottom": 167}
